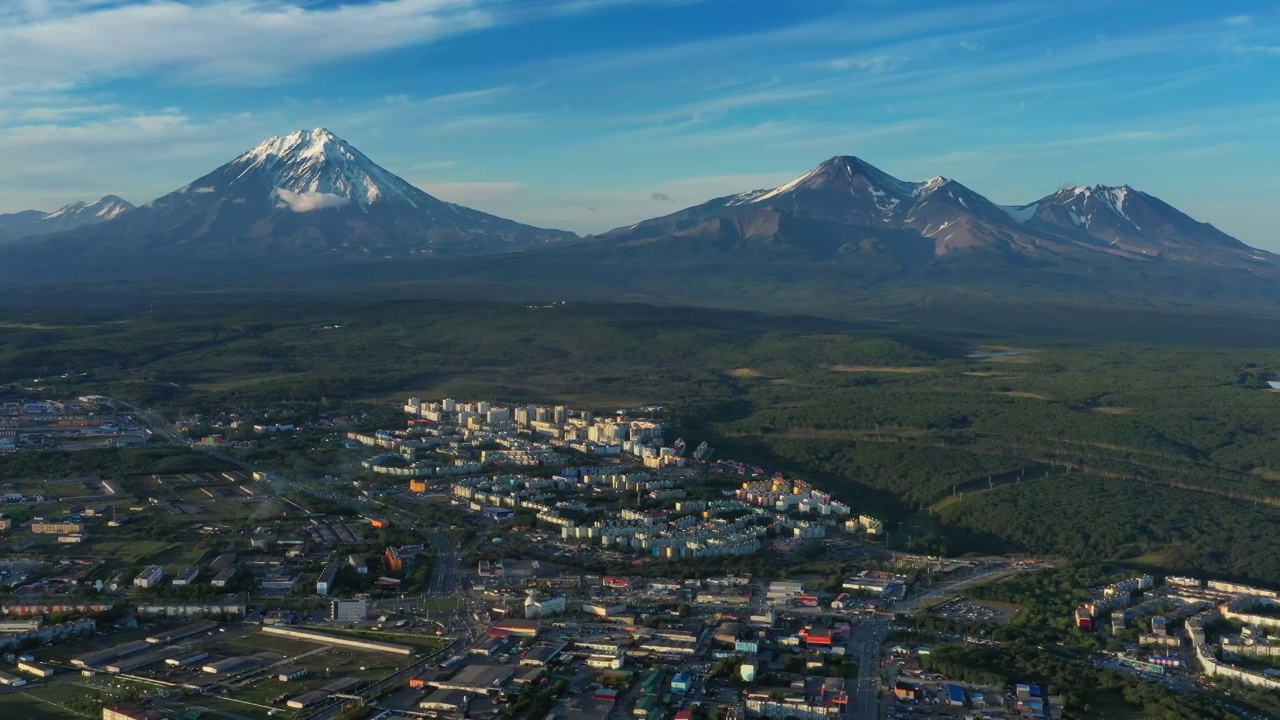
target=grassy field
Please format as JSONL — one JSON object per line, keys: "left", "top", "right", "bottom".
{"left": 0, "top": 693, "right": 89, "bottom": 720}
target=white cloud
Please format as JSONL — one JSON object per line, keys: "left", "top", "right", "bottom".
{"left": 1232, "top": 44, "right": 1280, "bottom": 56}
{"left": 274, "top": 188, "right": 352, "bottom": 213}
{"left": 1223, "top": 15, "right": 1253, "bottom": 26}
{"left": 825, "top": 54, "right": 897, "bottom": 73}
{"left": 0, "top": 0, "right": 492, "bottom": 91}
{"left": 0, "top": 0, "right": 712, "bottom": 92}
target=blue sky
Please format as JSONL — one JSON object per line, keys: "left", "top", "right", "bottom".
{"left": 2, "top": 0, "right": 1279, "bottom": 246}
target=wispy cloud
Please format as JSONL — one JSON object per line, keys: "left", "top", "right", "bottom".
{"left": 1224, "top": 15, "right": 1253, "bottom": 26}
{"left": 1232, "top": 43, "right": 1280, "bottom": 56}
{"left": 0, "top": 1, "right": 495, "bottom": 91}
{"left": 824, "top": 54, "right": 897, "bottom": 73}
{"left": 0, "top": 0, "right": 699, "bottom": 93}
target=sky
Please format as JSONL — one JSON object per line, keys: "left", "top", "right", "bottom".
{"left": 2, "top": 0, "right": 1280, "bottom": 247}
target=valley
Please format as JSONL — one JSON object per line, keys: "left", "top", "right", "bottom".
{"left": 4, "top": 299, "right": 1280, "bottom": 586}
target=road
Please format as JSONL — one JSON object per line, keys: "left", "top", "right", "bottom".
{"left": 848, "top": 619, "right": 889, "bottom": 720}
{"left": 418, "top": 529, "right": 459, "bottom": 597}
{"left": 892, "top": 561, "right": 1048, "bottom": 614}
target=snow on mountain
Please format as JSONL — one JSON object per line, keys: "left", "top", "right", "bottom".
{"left": 600, "top": 154, "right": 1272, "bottom": 271}
{"left": 4, "top": 128, "right": 575, "bottom": 263}
{"left": 0, "top": 195, "right": 135, "bottom": 241}
{"left": 212, "top": 127, "right": 424, "bottom": 212}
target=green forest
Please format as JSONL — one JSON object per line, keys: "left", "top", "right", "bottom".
{"left": 4, "top": 298, "right": 1280, "bottom": 583}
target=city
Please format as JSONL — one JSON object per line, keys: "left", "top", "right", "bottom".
{"left": 3, "top": 2, "right": 1280, "bottom": 716}
{"left": 0, "top": 393, "right": 1275, "bottom": 719}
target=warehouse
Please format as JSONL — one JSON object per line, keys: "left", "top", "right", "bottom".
{"left": 202, "top": 656, "right": 262, "bottom": 675}
{"left": 171, "top": 567, "right": 200, "bottom": 586}
{"left": 469, "top": 634, "right": 508, "bottom": 657}
{"left": 73, "top": 640, "right": 151, "bottom": 668}
{"left": 104, "top": 647, "right": 185, "bottom": 674}
{"left": 0, "top": 670, "right": 26, "bottom": 686}
{"left": 146, "top": 620, "right": 217, "bottom": 644}
{"left": 286, "top": 677, "right": 363, "bottom": 709}
{"left": 165, "top": 650, "right": 209, "bottom": 667}
{"left": 419, "top": 688, "right": 471, "bottom": 713}
{"left": 428, "top": 664, "right": 514, "bottom": 695}
{"left": 286, "top": 690, "right": 330, "bottom": 709}
{"left": 519, "top": 641, "right": 568, "bottom": 667}
{"left": 260, "top": 625, "right": 413, "bottom": 655}
{"left": 17, "top": 660, "right": 55, "bottom": 678}
{"left": 491, "top": 619, "right": 540, "bottom": 637}
{"left": 276, "top": 666, "right": 309, "bottom": 681}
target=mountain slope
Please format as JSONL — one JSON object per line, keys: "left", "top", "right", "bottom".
{"left": 0, "top": 128, "right": 574, "bottom": 270}
{"left": 0, "top": 196, "right": 134, "bottom": 242}
{"left": 598, "top": 156, "right": 1274, "bottom": 276}
{"left": 1014, "top": 185, "right": 1266, "bottom": 265}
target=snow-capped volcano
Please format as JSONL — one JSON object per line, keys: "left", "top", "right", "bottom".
{"left": 1022, "top": 183, "right": 1254, "bottom": 260}
{"left": 599, "top": 154, "right": 1272, "bottom": 269}
{"left": 0, "top": 195, "right": 134, "bottom": 242}
{"left": 205, "top": 127, "right": 423, "bottom": 213}
{"left": 722, "top": 156, "right": 921, "bottom": 223}
{"left": 10, "top": 128, "right": 576, "bottom": 263}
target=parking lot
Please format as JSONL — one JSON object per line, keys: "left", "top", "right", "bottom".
{"left": 928, "top": 598, "right": 1019, "bottom": 625}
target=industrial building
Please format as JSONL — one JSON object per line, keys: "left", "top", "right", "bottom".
{"left": 260, "top": 625, "right": 413, "bottom": 655}
{"left": 331, "top": 598, "right": 368, "bottom": 622}
{"left": 31, "top": 522, "right": 83, "bottom": 534}
{"left": 427, "top": 664, "right": 515, "bottom": 695}
{"left": 287, "top": 677, "right": 362, "bottom": 709}
{"left": 420, "top": 688, "right": 472, "bottom": 713}
{"left": 133, "top": 566, "right": 164, "bottom": 589}
{"left": 518, "top": 642, "right": 568, "bottom": 667}
{"left": 316, "top": 564, "right": 340, "bottom": 596}
{"left": 146, "top": 621, "right": 217, "bottom": 644}
{"left": 103, "top": 647, "right": 185, "bottom": 674}
{"left": 72, "top": 640, "right": 151, "bottom": 668}
{"left": 202, "top": 656, "right": 262, "bottom": 675}
{"left": 492, "top": 619, "right": 540, "bottom": 636}
{"left": 171, "top": 567, "right": 200, "bottom": 586}
{"left": 103, "top": 708, "right": 163, "bottom": 720}
{"left": 165, "top": 650, "right": 209, "bottom": 667}
{"left": 16, "top": 660, "right": 55, "bottom": 678}
{"left": 276, "top": 666, "right": 309, "bottom": 681}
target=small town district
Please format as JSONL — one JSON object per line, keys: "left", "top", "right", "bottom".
{"left": 0, "top": 395, "right": 1278, "bottom": 720}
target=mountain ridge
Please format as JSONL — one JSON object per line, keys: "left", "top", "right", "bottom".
{"left": 0, "top": 195, "right": 135, "bottom": 242}
{"left": 595, "top": 154, "right": 1273, "bottom": 272}
{"left": 0, "top": 128, "right": 575, "bottom": 267}
{"left": 0, "top": 142, "right": 1273, "bottom": 309}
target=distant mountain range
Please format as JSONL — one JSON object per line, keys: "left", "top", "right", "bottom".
{"left": 0, "top": 130, "right": 1272, "bottom": 304}
{"left": 599, "top": 155, "right": 1270, "bottom": 271}
{"left": 0, "top": 128, "right": 573, "bottom": 268}
{"left": 0, "top": 195, "right": 134, "bottom": 242}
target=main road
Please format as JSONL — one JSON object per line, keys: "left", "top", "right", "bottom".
{"left": 847, "top": 619, "right": 888, "bottom": 720}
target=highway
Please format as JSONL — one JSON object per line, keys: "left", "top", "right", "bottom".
{"left": 891, "top": 561, "right": 1049, "bottom": 615}
{"left": 418, "top": 529, "right": 460, "bottom": 597}
{"left": 847, "top": 619, "right": 889, "bottom": 720}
